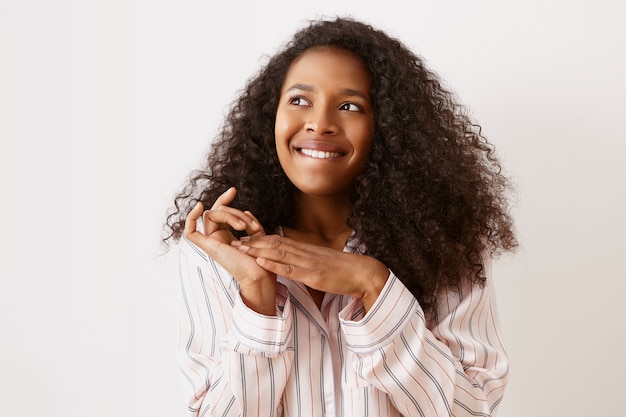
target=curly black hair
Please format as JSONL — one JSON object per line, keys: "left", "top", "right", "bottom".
{"left": 163, "top": 16, "right": 517, "bottom": 313}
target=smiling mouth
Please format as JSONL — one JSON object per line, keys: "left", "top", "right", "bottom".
{"left": 298, "top": 148, "right": 345, "bottom": 159}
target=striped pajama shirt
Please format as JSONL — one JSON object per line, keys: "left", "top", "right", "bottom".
{"left": 177, "top": 235, "right": 509, "bottom": 417}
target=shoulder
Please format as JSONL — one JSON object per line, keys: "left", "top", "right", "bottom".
{"left": 429, "top": 253, "right": 496, "bottom": 327}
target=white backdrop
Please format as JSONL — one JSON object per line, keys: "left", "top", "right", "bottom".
{"left": 1, "top": 0, "right": 625, "bottom": 416}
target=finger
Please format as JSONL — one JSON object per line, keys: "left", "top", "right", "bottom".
{"left": 211, "top": 186, "right": 237, "bottom": 210}
{"left": 243, "top": 210, "right": 265, "bottom": 236}
{"left": 202, "top": 208, "right": 251, "bottom": 236}
{"left": 211, "top": 205, "right": 263, "bottom": 233}
{"left": 202, "top": 209, "right": 220, "bottom": 236}
{"left": 238, "top": 235, "right": 313, "bottom": 254}
{"left": 237, "top": 243, "right": 308, "bottom": 274}
{"left": 239, "top": 234, "right": 283, "bottom": 247}
{"left": 256, "top": 256, "right": 297, "bottom": 278}
{"left": 184, "top": 202, "right": 205, "bottom": 238}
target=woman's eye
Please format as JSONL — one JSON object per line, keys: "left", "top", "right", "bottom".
{"left": 339, "top": 102, "right": 361, "bottom": 112}
{"left": 290, "top": 96, "right": 310, "bottom": 106}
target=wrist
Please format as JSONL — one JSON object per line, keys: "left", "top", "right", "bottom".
{"left": 239, "top": 278, "right": 278, "bottom": 316}
{"left": 360, "top": 259, "right": 389, "bottom": 312}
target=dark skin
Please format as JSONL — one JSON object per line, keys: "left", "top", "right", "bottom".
{"left": 183, "top": 47, "right": 389, "bottom": 316}
{"left": 184, "top": 188, "right": 388, "bottom": 315}
{"left": 279, "top": 193, "right": 354, "bottom": 308}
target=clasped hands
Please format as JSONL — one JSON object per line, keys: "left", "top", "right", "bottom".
{"left": 184, "top": 187, "right": 389, "bottom": 315}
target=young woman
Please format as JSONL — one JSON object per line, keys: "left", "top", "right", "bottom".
{"left": 163, "top": 16, "right": 517, "bottom": 417}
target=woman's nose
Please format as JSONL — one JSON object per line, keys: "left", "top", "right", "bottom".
{"left": 305, "top": 106, "right": 337, "bottom": 135}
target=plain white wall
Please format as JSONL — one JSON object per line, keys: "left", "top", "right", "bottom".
{"left": 1, "top": 0, "right": 624, "bottom": 416}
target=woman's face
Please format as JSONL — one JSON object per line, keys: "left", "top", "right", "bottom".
{"left": 274, "top": 46, "right": 374, "bottom": 199}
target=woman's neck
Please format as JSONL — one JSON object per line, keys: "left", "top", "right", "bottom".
{"left": 284, "top": 193, "right": 354, "bottom": 309}
{"left": 286, "top": 193, "right": 353, "bottom": 249}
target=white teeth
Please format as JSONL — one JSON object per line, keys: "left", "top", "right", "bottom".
{"left": 300, "top": 148, "right": 342, "bottom": 159}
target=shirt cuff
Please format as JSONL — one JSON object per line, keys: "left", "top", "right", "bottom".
{"left": 230, "top": 282, "right": 293, "bottom": 354}
{"left": 339, "top": 273, "right": 418, "bottom": 353}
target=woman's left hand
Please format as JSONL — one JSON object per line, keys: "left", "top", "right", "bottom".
{"left": 231, "top": 235, "right": 390, "bottom": 311}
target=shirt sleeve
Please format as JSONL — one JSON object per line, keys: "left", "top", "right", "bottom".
{"left": 177, "top": 238, "right": 295, "bottom": 417}
{"left": 339, "top": 256, "right": 509, "bottom": 417}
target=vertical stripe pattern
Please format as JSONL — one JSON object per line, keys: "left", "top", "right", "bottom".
{"left": 177, "top": 237, "right": 509, "bottom": 416}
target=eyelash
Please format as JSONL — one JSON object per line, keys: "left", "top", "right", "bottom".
{"left": 288, "top": 96, "right": 362, "bottom": 112}
{"left": 289, "top": 96, "right": 310, "bottom": 106}
{"left": 339, "top": 102, "right": 362, "bottom": 112}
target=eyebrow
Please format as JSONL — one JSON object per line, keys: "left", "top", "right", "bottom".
{"left": 285, "top": 83, "right": 370, "bottom": 101}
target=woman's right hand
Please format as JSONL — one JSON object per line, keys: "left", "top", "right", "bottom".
{"left": 183, "top": 187, "right": 278, "bottom": 315}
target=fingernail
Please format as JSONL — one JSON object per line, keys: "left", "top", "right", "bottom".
{"left": 238, "top": 245, "right": 249, "bottom": 252}
{"left": 231, "top": 241, "right": 241, "bottom": 247}
{"left": 239, "top": 236, "right": 251, "bottom": 242}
